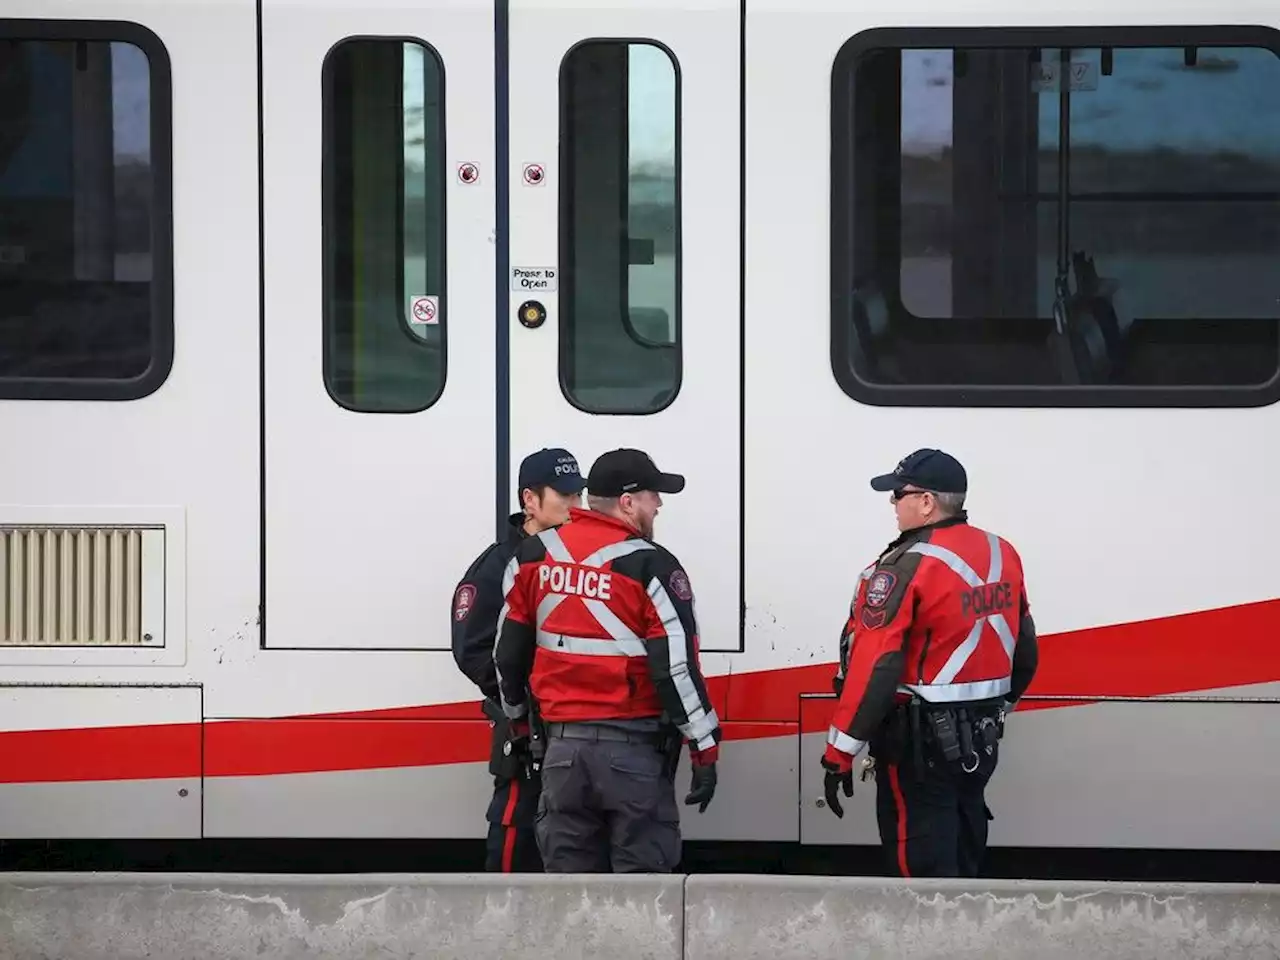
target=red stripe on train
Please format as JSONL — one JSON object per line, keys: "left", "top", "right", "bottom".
{"left": 0, "top": 723, "right": 202, "bottom": 783}
{"left": 203, "top": 720, "right": 795, "bottom": 778}
{"left": 0, "top": 599, "right": 1276, "bottom": 784}
{"left": 735, "top": 597, "right": 1280, "bottom": 727}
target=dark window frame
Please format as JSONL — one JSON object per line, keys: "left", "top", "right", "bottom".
{"left": 0, "top": 18, "right": 174, "bottom": 401}
{"left": 320, "top": 34, "right": 448, "bottom": 415}
{"left": 558, "top": 36, "right": 683, "bottom": 417}
{"left": 830, "top": 25, "right": 1280, "bottom": 409}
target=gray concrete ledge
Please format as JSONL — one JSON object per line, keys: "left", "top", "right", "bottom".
{"left": 0, "top": 873, "right": 684, "bottom": 960}
{"left": 685, "top": 875, "right": 1280, "bottom": 960}
{"left": 2, "top": 872, "right": 1280, "bottom": 960}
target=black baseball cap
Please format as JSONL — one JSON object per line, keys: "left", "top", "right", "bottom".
{"left": 518, "top": 448, "right": 586, "bottom": 495}
{"left": 869, "top": 448, "right": 967, "bottom": 494}
{"left": 586, "top": 448, "right": 685, "bottom": 497}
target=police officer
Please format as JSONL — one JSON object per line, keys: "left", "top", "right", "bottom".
{"left": 451, "top": 447, "right": 586, "bottom": 872}
{"left": 821, "top": 448, "right": 1039, "bottom": 879}
{"left": 492, "top": 448, "right": 720, "bottom": 873}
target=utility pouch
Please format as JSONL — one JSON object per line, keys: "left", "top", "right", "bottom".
{"left": 496, "top": 739, "right": 525, "bottom": 780}
{"left": 529, "top": 701, "right": 546, "bottom": 775}
{"left": 487, "top": 727, "right": 507, "bottom": 777}
{"left": 957, "top": 707, "right": 975, "bottom": 760}
{"left": 658, "top": 725, "right": 683, "bottom": 782}
{"left": 908, "top": 698, "right": 926, "bottom": 779}
{"left": 928, "top": 708, "right": 962, "bottom": 763}
{"left": 480, "top": 696, "right": 505, "bottom": 725}
{"left": 482, "top": 699, "right": 510, "bottom": 777}
{"left": 977, "top": 715, "right": 1001, "bottom": 751}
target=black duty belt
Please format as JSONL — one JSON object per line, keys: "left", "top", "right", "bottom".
{"left": 882, "top": 698, "right": 1005, "bottom": 779}
{"left": 545, "top": 721, "right": 662, "bottom": 745}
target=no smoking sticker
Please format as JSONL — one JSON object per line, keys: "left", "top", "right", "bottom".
{"left": 522, "top": 162, "right": 546, "bottom": 186}
{"left": 409, "top": 295, "right": 438, "bottom": 325}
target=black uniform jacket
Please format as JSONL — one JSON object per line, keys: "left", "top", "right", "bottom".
{"left": 452, "top": 512, "right": 529, "bottom": 702}
{"left": 451, "top": 513, "right": 529, "bottom": 777}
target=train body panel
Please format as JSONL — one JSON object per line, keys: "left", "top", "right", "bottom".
{"left": 0, "top": 0, "right": 1277, "bottom": 852}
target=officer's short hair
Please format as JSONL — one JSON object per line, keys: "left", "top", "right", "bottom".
{"left": 587, "top": 494, "right": 619, "bottom": 514}
{"left": 932, "top": 490, "right": 966, "bottom": 516}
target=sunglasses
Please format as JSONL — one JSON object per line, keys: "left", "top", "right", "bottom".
{"left": 891, "top": 488, "right": 929, "bottom": 503}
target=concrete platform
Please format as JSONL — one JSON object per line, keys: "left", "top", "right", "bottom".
{"left": 684, "top": 875, "right": 1280, "bottom": 960}
{"left": 0, "top": 873, "right": 684, "bottom": 960}
{"left": 1, "top": 872, "right": 1278, "bottom": 960}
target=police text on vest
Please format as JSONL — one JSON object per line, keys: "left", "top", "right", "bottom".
{"left": 539, "top": 564, "right": 612, "bottom": 600}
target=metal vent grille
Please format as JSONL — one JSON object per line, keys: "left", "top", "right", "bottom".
{"left": 0, "top": 526, "right": 164, "bottom": 646}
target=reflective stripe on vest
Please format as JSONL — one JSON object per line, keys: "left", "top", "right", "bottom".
{"left": 647, "top": 574, "right": 719, "bottom": 746}
{"left": 896, "top": 678, "right": 1011, "bottom": 702}
{"left": 520, "top": 528, "right": 719, "bottom": 747}
{"left": 827, "top": 726, "right": 865, "bottom": 756}
{"left": 534, "top": 530, "right": 655, "bottom": 654}
{"left": 537, "top": 630, "right": 647, "bottom": 658}
{"left": 496, "top": 529, "right": 653, "bottom": 719}
{"left": 903, "top": 531, "right": 1015, "bottom": 701}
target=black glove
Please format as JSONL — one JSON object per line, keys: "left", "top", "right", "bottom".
{"left": 685, "top": 762, "right": 717, "bottom": 813}
{"left": 821, "top": 757, "right": 854, "bottom": 818}
{"left": 832, "top": 672, "right": 845, "bottom": 697}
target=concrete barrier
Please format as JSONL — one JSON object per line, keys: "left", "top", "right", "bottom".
{"left": 0, "top": 873, "right": 684, "bottom": 960}
{"left": 1, "top": 872, "right": 1279, "bottom": 960}
{"left": 685, "top": 876, "right": 1280, "bottom": 960}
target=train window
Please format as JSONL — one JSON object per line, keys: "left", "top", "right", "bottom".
{"left": 322, "top": 38, "right": 445, "bottom": 413}
{"left": 831, "top": 29, "right": 1280, "bottom": 407}
{"left": 0, "top": 25, "right": 173, "bottom": 400}
{"left": 560, "top": 40, "right": 681, "bottom": 414}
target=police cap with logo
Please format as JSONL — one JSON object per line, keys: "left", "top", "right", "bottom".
{"left": 587, "top": 448, "right": 685, "bottom": 497}
{"left": 518, "top": 447, "right": 586, "bottom": 495}
{"left": 869, "top": 448, "right": 967, "bottom": 494}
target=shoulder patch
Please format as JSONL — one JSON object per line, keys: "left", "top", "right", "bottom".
{"left": 668, "top": 569, "right": 693, "bottom": 601}
{"left": 865, "top": 570, "right": 897, "bottom": 608}
{"left": 453, "top": 583, "right": 477, "bottom": 622}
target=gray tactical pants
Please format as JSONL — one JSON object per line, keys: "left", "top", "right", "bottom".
{"left": 534, "top": 724, "right": 682, "bottom": 873}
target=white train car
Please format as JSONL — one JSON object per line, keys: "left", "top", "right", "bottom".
{"left": 1, "top": 0, "right": 1278, "bottom": 861}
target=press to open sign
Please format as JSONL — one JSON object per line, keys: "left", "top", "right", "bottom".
{"left": 511, "top": 267, "right": 557, "bottom": 292}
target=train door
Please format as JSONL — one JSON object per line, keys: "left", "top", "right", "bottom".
{"left": 261, "top": 0, "right": 495, "bottom": 649}
{"left": 505, "top": 0, "right": 743, "bottom": 656}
